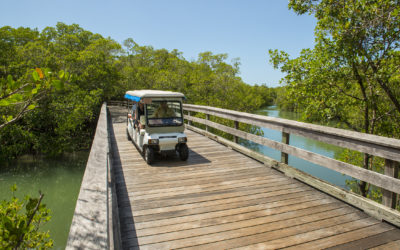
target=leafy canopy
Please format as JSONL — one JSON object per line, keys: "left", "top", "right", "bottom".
{"left": 270, "top": 0, "right": 400, "bottom": 199}
{"left": 270, "top": 0, "right": 400, "bottom": 137}
{"left": 0, "top": 23, "right": 276, "bottom": 160}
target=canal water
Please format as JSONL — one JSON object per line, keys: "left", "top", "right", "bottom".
{"left": 250, "top": 106, "right": 353, "bottom": 189}
{"left": 0, "top": 151, "right": 88, "bottom": 249}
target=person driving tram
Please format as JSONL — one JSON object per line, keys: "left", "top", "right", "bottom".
{"left": 154, "top": 101, "right": 175, "bottom": 118}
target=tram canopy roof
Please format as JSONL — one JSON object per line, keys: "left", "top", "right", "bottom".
{"left": 124, "top": 90, "right": 185, "bottom": 102}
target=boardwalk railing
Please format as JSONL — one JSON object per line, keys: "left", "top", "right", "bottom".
{"left": 67, "top": 103, "right": 121, "bottom": 249}
{"left": 183, "top": 104, "right": 400, "bottom": 226}
{"left": 108, "top": 100, "right": 128, "bottom": 107}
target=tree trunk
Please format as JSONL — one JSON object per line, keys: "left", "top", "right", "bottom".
{"left": 359, "top": 153, "right": 371, "bottom": 197}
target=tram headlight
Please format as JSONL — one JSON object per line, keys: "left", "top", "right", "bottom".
{"left": 148, "top": 139, "right": 159, "bottom": 145}
{"left": 178, "top": 137, "right": 187, "bottom": 143}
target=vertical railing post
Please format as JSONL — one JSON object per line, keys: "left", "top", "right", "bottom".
{"left": 234, "top": 121, "right": 239, "bottom": 143}
{"left": 187, "top": 111, "right": 191, "bottom": 126}
{"left": 206, "top": 114, "right": 209, "bottom": 132}
{"left": 281, "top": 132, "right": 290, "bottom": 164}
{"left": 382, "top": 159, "right": 399, "bottom": 209}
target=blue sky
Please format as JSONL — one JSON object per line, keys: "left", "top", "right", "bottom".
{"left": 0, "top": 0, "right": 316, "bottom": 87}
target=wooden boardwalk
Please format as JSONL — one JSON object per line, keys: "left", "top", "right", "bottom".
{"left": 109, "top": 108, "right": 400, "bottom": 249}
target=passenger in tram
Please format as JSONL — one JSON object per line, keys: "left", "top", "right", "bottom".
{"left": 136, "top": 102, "right": 145, "bottom": 129}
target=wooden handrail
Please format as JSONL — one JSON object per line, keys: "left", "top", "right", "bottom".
{"left": 183, "top": 104, "right": 400, "bottom": 209}
{"left": 67, "top": 103, "right": 122, "bottom": 249}
{"left": 183, "top": 104, "right": 400, "bottom": 161}
{"left": 67, "top": 104, "right": 109, "bottom": 249}
{"left": 108, "top": 100, "right": 128, "bottom": 107}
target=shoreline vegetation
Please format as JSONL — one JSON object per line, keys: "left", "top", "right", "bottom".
{"left": 0, "top": 23, "right": 276, "bottom": 161}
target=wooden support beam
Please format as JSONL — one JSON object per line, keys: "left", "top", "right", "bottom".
{"left": 234, "top": 121, "right": 239, "bottom": 143}
{"left": 382, "top": 159, "right": 399, "bottom": 209}
{"left": 281, "top": 132, "right": 290, "bottom": 164}
{"left": 206, "top": 114, "right": 209, "bottom": 132}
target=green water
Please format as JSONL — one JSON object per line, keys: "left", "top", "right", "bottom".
{"left": 250, "top": 106, "right": 353, "bottom": 189}
{"left": 0, "top": 151, "right": 88, "bottom": 249}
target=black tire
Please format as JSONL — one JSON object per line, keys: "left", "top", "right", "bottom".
{"left": 178, "top": 144, "right": 189, "bottom": 161}
{"left": 144, "top": 146, "right": 154, "bottom": 165}
{"left": 126, "top": 128, "right": 131, "bottom": 141}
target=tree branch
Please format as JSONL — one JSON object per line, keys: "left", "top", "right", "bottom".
{"left": 370, "top": 62, "right": 400, "bottom": 114}
{"left": 0, "top": 82, "right": 31, "bottom": 101}
{"left": 0, "top": 100, "right": 33, "bottom": 130}
{"left": 327, "top": 81, "right": 363, "bottom": 101}
{"left": 14, "top": 193, "right": 45, "bottom": 250}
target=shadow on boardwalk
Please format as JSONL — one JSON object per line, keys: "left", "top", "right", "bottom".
{"left": 108, "top": 116, "right": 139, "bottom": 249}
{"left": 147, "top": 149, "right": 211, "bottom": 168}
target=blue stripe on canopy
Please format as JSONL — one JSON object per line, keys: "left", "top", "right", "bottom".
{"left": 124, "top": 94, "right": 141, "bottom": 102}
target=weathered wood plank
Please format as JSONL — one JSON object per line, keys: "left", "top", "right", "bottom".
{"left": 121, "top": 175, "right": 282, "bottom": 198}
{"left": 234, "top": 217, "right": 383, "bottom": 250}
{"left": 127, "top": 201, "right": 346, "bottom": 238}
{"left": 123, "top": 177, "right": 287, "bottom": 201}
{"left": 122, "top": 195, "right": 337, "bottom": 231}
{"left": 126, "top": 188, "right": 324, "bottom": 227}
{"left": 123, "top": 183, "right": 305, "bottom": 211}
{"left": 369, "top": 240, "right": 400, "bottom": 250}
{"left": 122, "top": 189, "right": 320, "bottom": 220}
{"left": 137, "top": 212, "right": 370, "bottom": 249}
{"left": 323, "top": 228, "right": 400, "bottom": 250}
{"left": 117, "top": 167, "right": 274, "bottom": 191}
{"left": 119, "top": 188, "right": 318, "bottom": 223}
{"left": 116, "top": 160, "right": 269, "bottom": 181}
{"left": 129, "top": 206, "right": 357, "bottom": 247}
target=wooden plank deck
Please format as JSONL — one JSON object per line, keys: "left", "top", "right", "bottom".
{"left": 108, "top": 107, "right": 400, "bottom": 249}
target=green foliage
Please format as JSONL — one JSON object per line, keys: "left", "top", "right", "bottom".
{"left": 270, "top": 0, "right": 400, "bottom": 200}
{"left": 272, "top": 0, "right": 400, "bottom": 136}
{"left": 0, "top": 22, "right": 276, "bottom": 160}
{"left": 31, "top": 87, "right": 102, "bottom": 155}
{"left": 120, "top": 41, "right": 272, "bottom": 112}
{"left": 273, "top": 86, "right": 298, "bottom": 111}
{"left": 0, "top": 185, "right": 53, "bottom": 249}
{"left": 0, "top": 124, "right": 35, "bottom": 159}
{"left": 0, "top": 23, "right": 120, "bottom": 159}
{"left": 0, "top": 67, "right": 68, "bottom": 130}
